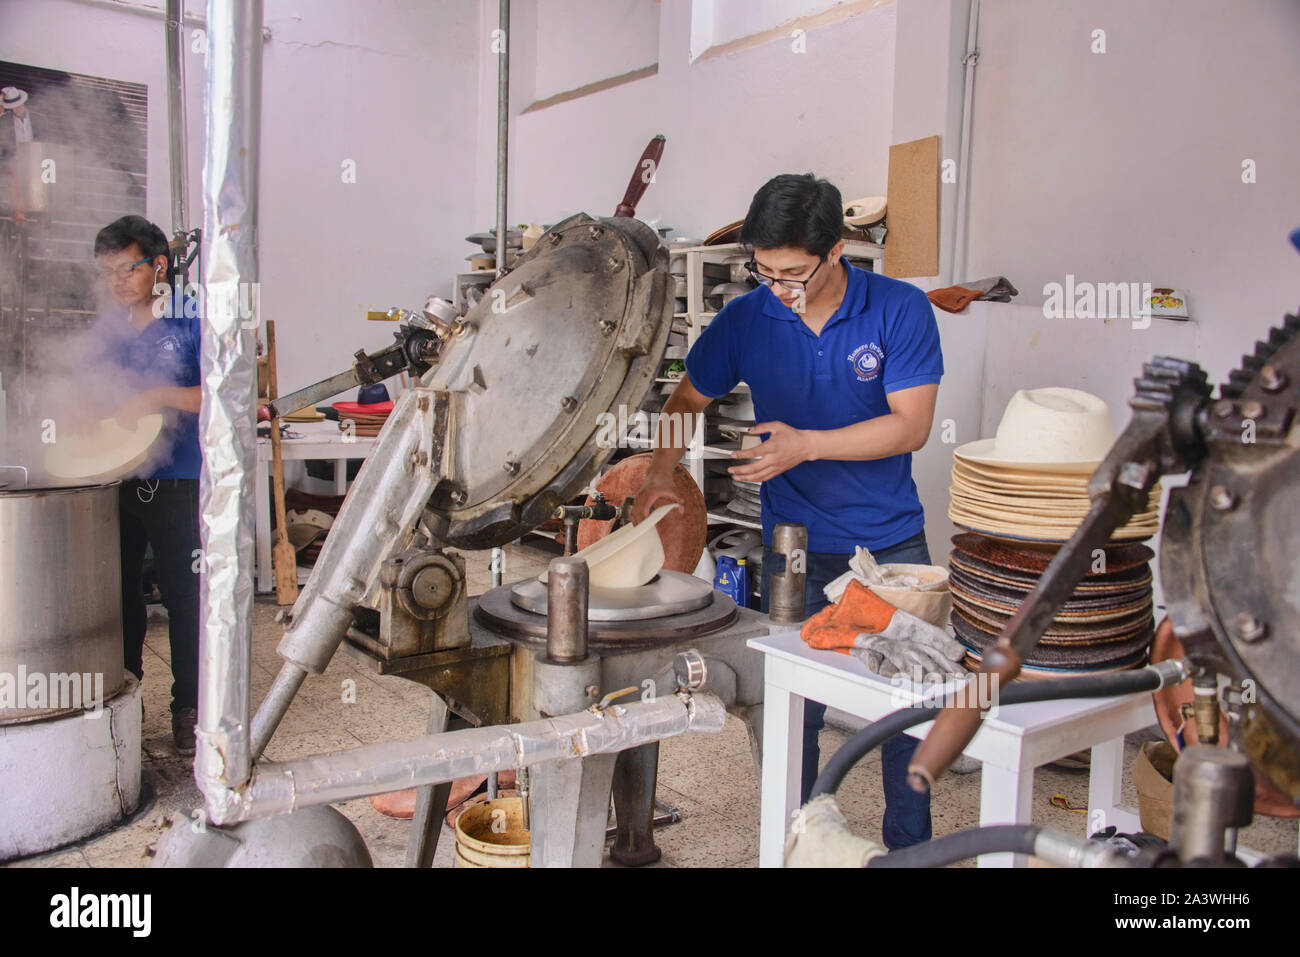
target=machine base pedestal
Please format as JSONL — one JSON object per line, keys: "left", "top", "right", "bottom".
{"left": 1, "top": 676, "right": 141, "bottom": 862}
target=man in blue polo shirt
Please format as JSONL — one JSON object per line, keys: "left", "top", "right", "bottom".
{"left": 633, "top": 173, "right": 943, "bottom": 848}
{"left": 90, "top": 214, "right": 202, "bottom": 757}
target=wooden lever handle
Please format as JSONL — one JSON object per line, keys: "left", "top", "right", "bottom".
{"left": 615, "top": 134, "right": 665, "bottom": 218}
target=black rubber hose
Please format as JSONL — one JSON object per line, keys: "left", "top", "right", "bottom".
{"left": 866, "top": 824, "right": 1042, "bottom": 868}
{"left": 809, "top": 664, "right": 1169, "bottom": 800}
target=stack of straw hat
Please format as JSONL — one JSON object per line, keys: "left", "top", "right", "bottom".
{"left": 947, "top": 387, "right": 1158, "bottom": 676}
{"left": 949, "top": 387, "right": 1159, "bottom": 541}
{"left": 332, "top": 399, "right": 393, "bottom": 438}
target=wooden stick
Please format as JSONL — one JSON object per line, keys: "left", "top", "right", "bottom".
{"left": 266, "top": 319, "right": 299, "bottom": 605}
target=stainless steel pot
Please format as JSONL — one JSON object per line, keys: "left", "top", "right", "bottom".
{"left": 0, "top": 483, "right": 123, "bottom": 722}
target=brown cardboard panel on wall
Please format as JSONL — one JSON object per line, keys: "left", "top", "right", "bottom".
{"left": 883, "top": 135, "right": 940, "bottom": 279}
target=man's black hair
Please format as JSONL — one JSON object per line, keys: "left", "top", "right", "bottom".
{"left": 740, "top": 173, "right": 843, "bottom": 259}
{"left": 94, "top": 214, "right": 172, "bottom": 280}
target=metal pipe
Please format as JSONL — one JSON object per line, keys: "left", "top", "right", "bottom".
{"left": 273, "top": 389, "right": 441, "bottom": 674}
{"left": 1191, "top": 677, "right": 1220, "bottom": 745}
{"left": 195, "top": 0, "right": 263, "bottom": 796}
{"left": 248, "top": 662, "right": 305, "bottom": 759}
{"left": 488, "top": 0, "right": 511, "bottom": 592}
{"left": 768, "top": 522, "right": 808, "bottom": 623}
{"left": 950, "top": 0, "right": 979, "bottom": 285}
{"left": 494, "top": 0, "right": 509, "bottom": 277}
{"left": 247, "top": 387, "right": 442, "bottom": 760}
{"left": 545, "top": 556, "right": 589, "bottom": 662}
{"left": 206, "top": 691, "right": 726, "bottom": 826}
{"left": 164, "top": 0, "right": 190, "bottom": 235}
{"left": 1170, "top": 746, "right": 1254, "bottom": 864}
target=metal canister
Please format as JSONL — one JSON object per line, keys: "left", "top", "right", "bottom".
{"left": 0, "top": 484, "right": 124, "bottom": 722}
{"left": 767, "top": 522, "right": 808, "bottom": 624}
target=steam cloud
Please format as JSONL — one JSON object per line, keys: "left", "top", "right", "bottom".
{"left": 0, "top": 61, "right": 173, "bottom": 490}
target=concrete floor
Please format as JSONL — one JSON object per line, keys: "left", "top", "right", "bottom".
{"left": 6, "top": 538, "right": 1298, "bottom": 868}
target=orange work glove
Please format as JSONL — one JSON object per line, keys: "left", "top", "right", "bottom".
{"left": 800, "top": 580, "right": 900, "bottom": 652}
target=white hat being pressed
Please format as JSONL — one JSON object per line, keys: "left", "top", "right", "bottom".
{"left": 954, "top": 387, "right": 1114, "bottom": 473}
{"left": 541, "top": 503, "right": 680, "bottom": 589}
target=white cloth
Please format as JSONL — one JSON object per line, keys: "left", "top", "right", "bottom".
{"left": 784, "top": 795, "right": 887, "bottom": 868}
{"left": 823, "top": 545, "right": 926, "bottom": 604}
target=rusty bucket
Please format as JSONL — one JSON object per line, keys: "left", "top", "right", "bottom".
{"left": 453, "top": 796, "right": 530, "bottom": 868}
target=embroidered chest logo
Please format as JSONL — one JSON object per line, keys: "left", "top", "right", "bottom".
{"left": 848, "top": 342, "right": 884, "bottom": 382}
{"left": 157, "top": 335, "right": 180, "bottom": 355}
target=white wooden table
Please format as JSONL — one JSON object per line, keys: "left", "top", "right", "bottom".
{"left": 750, "top": 629, "right": 1157, "bottom": 867}
{"left": 254, "top": 420, "right": 378, "bottom": 594}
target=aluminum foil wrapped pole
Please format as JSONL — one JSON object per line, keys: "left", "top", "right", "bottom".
{"left": 248, "top": 387, "right": 445, "bottom": 761}
{"left": 211, "top": 689, "right": 725, "bottom": 826}
{"left": 195, "top": 0, "right": 263, "bottom": 796}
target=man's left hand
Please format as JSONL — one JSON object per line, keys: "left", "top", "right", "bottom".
{"left": 729, "top": 421, "right": 817, "bottom": 482}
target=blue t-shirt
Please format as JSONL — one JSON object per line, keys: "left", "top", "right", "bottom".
{"left": 685, "top": 261, "right": 943, "bottom": 553}
{"left": 92, "top": 292, "right": 202, "bottom": 480}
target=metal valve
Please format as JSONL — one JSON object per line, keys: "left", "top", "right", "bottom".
{"left": 673, "top": 649, "right": 707, "bottom": 692}
{"left": 422, "top": 295, "right": 460, "bottom": 335}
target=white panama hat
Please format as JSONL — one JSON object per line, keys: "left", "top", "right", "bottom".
{"left": 540, "top": 503, "right": 681, "bottom": 589}
{"left": 954, "top": 387, "right": 1114, "bottom": 473}
{"left": 1, "top": 87, "right": 28, "bottom": 109}
{"left": 843, "top": 195, "right": 886, "bottom": 227}
{"left": 44, "top": 414, "right": 164, "bottom": 482}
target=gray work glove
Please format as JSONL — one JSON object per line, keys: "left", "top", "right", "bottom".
{"left": 850, "top": 606, "right": 968, "bottom": 682}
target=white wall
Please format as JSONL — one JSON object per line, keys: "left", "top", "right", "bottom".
{"left": 903, "top": 0, "right": 1300, "bottom": 568}
{"left": 692, "top": 0, "right": 859, "bottom": 59}
{"left": 256, "top": 1, "right": 480, "bottom": 394}
{"left": 479, "top": 0, "right": 898, "bottom": 243}
{"left": 889, "top": 0, "right": 969, "bottom": 289}
{"left": 3, "top": 0, "right": 483, "bottom": 395}
{"left": 533, "top": 0, "right": 659, "bottom": 101}
{"left": 964, "top": 0, "right": 1300, "bottom": 389}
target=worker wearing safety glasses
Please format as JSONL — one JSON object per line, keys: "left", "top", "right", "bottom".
{"left": 634, "top": 173, "right": 944, "bottom": 850}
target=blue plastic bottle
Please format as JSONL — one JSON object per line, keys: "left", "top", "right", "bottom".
{"left": 734, "top": 558, "right": 750, "bottom": 608}
{"left": 713, "top": 555, "right": 740, "bottom": 603}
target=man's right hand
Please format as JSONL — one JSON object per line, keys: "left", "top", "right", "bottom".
{"left": 629, "top": 373, "right": 713, "bottom": 523}
{"left": 630, "top": 467, "right": 684, "bottom": 524}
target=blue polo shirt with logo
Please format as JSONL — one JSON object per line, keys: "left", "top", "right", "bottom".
{"left": 92, "top": 291, "right": 202, "bottom": 480}
{"left": 685, "top": 260, "right": 943, "bottom": 553}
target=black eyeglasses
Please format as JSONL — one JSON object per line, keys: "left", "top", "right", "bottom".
{"left": 744, "top": 257, "right": 825, "bottom": 291}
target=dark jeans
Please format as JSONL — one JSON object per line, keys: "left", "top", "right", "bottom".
{"left": 760, "top": 529, "right": 933, "bottom": 850}
{"left": 120, "top": 479, "right": 201, "bottom": 713}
